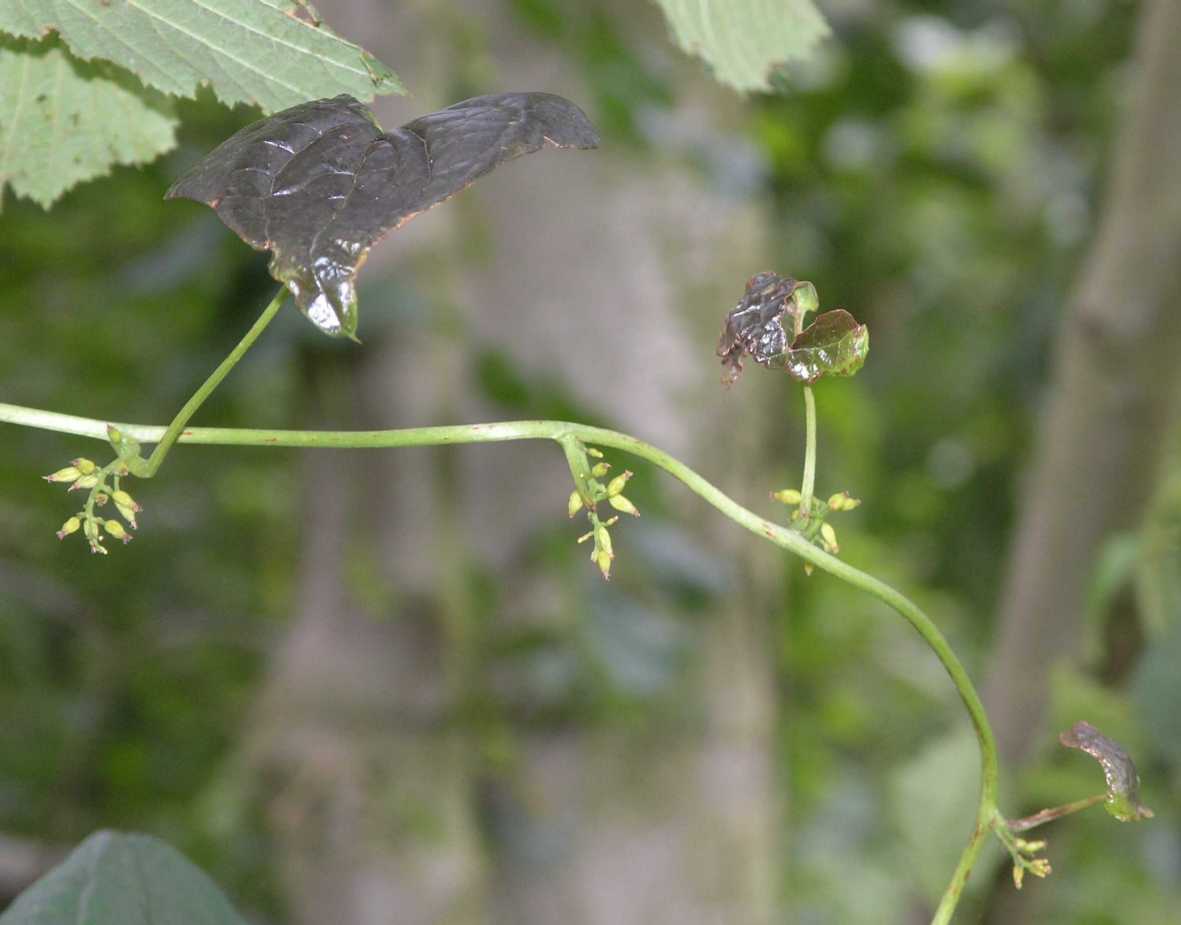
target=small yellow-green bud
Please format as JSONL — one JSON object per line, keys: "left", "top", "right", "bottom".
{"left": 1016, "top": 838, "right": 1046, "bottom": 855}
{"left": 70, "top": 474, "right": 99, "bottom": 491}
{"left": 83, "top": 519, "right": 106, "bottom": 554}
{"left": 1029, "top": 859, "right": 1051, "bottom": 878}
{"left": 44, "top": 466, "right": 81, "bottom": 484}
{"left": 791, "top": 281, "right": 819, "bottom": 316}
{"left": 112, "top": 490, "right": 139, "bottom": 511}
{"left": 577, "top": 529, "right": 594, "bottom": 544}
{"left": 820, "top": 522, "right": 839, "bottom": 553}
{"left": 103, "top": 520, "right": 131, "bottom": 543}
{"left": 803, "top": 562, "right": 814, "bottom": 577}
{"left": 95, "top": 493, "right": 109, "bottom": 507}
{"left": 593, "top": 547, "right": 613, "bottom": 580}
{"left": 827, "top": 491, "right": 861, "bottom": 512}
{"left": 595, "top": 524, "right": 614, "bottom": 559}
{"left": 57, "top": 517, "right": 81, "bottom": 539}
{"left": 606, "top": 471, "right": 632, "bottom": 497}
{"left": 609, "top": 494, "right": 639, "bottom": 517}
{"left": 591, "top": 462, "right": 611, "bottom": 478}
{"left": 772, "top": 488, "right": 802, "bottom": 505}
{"left": 116, "top": 503, "right": 138, "bottom": 529}
{"left": 586, "top": 447, "right": 604, "bottom": 459}
{"left": 72, "top": 458, "right": 98, "bottom": 475}
{"left": 568, "top": 490, "right": 584, "bottom": 518}
{"left": 1012, "top": 865, "right": 1024, "bottom": 891}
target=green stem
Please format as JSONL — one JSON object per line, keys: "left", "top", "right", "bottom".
{"left": 136, "top": 285, "right": 287, "bottom": 477}
{"left": 559, "top": 433, "right": 595, "bottom": 505}
{"left": 800, "top": 385, "right": 817, "bottom": 513}
{"left": 1008, "top": 793, "right": 1107, "bottom": 833}
{"left": 2, "top": 402, "right": 999, "bottom": 923}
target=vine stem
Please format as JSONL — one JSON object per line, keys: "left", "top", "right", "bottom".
{"left": 0, "top": 409, "right": 999, "bottom": 923}
{"left": 793, "top": 293, "right": 817, "bottom": 515}
{"left": 136, "top": 286, "right": 287, "bottom": 477}
{"left": 1008, "top": 794, "right": 1106, "bottom": 833}
{"left": 800, "top": 385, "right": 817, "bottom": 512}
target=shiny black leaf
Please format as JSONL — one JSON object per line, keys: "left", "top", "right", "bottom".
{"left": 717, "top": 272, "right": 803, "bottom": 382}
{"left": 167, "top": 93, "right": 599, "bottom": 338}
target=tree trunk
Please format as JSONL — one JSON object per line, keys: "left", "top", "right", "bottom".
{"left": 984, "top": 0, "right": 1181, "bottom": 768}
{"left": 250, "top": 349, "right": 490, "bottom": 924}
{"left": 245, "top": 2, "right": 783, "bottom": 923}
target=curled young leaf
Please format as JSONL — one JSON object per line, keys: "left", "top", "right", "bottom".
{"left": 167, "top": 93, "right": 599, "bottom": 339}
{"left": 717, "top": 272, "right": 868, "bottom": 384}
{"left": 1059, "top": 721, "right": 1154, "bottom": 822}
{"left": 784, "top": 309, "right": 869, "bottom": 384}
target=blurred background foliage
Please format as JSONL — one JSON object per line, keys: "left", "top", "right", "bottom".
{"left": 2, "top": 1, "right": 1179, "bottom": 923}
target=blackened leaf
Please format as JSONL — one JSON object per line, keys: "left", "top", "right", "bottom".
{"left": 717, "top": 271, "right": 803, "bottom": 382}
{"left": 785, "top": 309, "right": 870, "bottom": 384}
{"left": 1059, "top": 721, "right": 1155, "bottom": 822}
{"left": 166, "top": 92, "right": 599, "bottom": 338}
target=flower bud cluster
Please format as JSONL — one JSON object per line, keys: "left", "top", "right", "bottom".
{"left": 1009, "top": 837, "right": 1052, "bottom": 890}
{"left": 44, "top": 454, "right": 142, "bottom": 555}
{"left": 771, "top": 485, "right": 862, "bottom": 574}
{"left": 567, "top": 446, "right": 640, "bottom": 580}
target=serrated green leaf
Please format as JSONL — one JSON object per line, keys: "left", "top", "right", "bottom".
{"left": 0, "top": 34, "right": 176, "bottom": 209}
{"left": 0, "top": 0, "right": 403, "bottom": 111}
{"left": 0, "top": 830, "right": 250, "bottom": 925}
{"left": 652, "top": 0, "right": 829, "bottom": 93}
{"left": 785, "top": 309, "right": 870, "bottom": 383}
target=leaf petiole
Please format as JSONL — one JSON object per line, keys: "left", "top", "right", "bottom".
{"left": 133, "top": 285, "right": 287, "bottom": 478}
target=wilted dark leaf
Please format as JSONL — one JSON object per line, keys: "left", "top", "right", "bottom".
{"left": 717, "top": 272, "right": 868, "bottom": 384}
{"left": 717, "top": 272, "right": 804, "bottom": 382}
{"left": 784, "top": 309, "right": 869, "bottom": 384}
{"left": 167, "top": 93, "right": 599, "bottom": 338}
{"left": 1059, "top": 721, "right": 1154, "bottom": 822}
{"left": 0, "top": 830, "right": 248, "bottom": 925}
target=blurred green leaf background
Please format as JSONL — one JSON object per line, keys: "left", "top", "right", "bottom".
{"left": 2, "top": 1, "right": 1179, "bottom": 924}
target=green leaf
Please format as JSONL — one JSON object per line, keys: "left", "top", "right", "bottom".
{"left": 785, "top": 309, "right": 870, "bottom": 384}
{"left": 0, "top": 34, "right": 176, "bottom": 209}
{"left": 1059, "top": 721, "right": 1155, "bottom": 822}
{"left": 0, "top": 830, "right": 250, "bottom": 925}
{"left": 652, "top": 0, "right": 829, "bottom": 93}
{"left": 0, "top": 0, "right": 403, "bottom": 111}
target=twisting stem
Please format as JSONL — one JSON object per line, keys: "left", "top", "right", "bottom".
{"left": 136, "top": 286, "right": 287, "bottom": 477}
{"left": 800, "top": 385, "right": 817, "bottom": 513}
{"left": 0, "top": 407, "right": 1001, "bottom": 925}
